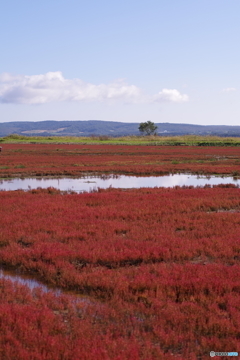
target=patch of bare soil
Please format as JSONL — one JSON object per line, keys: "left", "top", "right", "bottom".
{"left": 189, "top": 255, "right": 214, "bottom": 265}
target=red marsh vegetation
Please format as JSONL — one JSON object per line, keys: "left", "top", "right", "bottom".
{"left": 1, "top": 185, "right": 240, "bottom": 359}
{"left": 0, "top": 143, "right": 240, "bottom": 177}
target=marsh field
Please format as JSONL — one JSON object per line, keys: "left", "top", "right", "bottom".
{"left": 1, "top": 138, "right": 240, "bottom": 360}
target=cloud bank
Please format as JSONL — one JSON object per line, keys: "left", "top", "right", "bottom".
{"left": 0, "top": 72, "right": 189, "bottom": 105}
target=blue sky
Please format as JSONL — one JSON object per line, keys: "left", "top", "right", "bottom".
{"left": 0, "top": 0, "right": 239, "bottom": 125}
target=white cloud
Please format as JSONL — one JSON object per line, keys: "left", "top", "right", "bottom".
{"left": 0, "top": 72, "right": 190, "bottom": 105}
{"left": 0, "top": 72, "right": 142, "bottom": 104}
{"left": 222, "top": 87, "right": 237, "bottom": 93}
{"left": 153, "top": 88, "right": 189, "bottom": 103}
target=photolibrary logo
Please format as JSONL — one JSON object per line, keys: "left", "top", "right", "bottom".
{"left": 210, "top": 351, "right": 238, "bottom": 357}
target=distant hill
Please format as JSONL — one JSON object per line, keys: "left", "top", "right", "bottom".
{"left": 0, "top": 120, "right": 240, "bottom": 137}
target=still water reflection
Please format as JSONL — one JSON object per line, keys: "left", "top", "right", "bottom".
{"left": 0, "top": 174, "right": 240, "bottom": 192}
{"left": 0, "top": 268, "right": 93, "bottom": 304}
{"left": 0, "top": 268, "right": 59, "bottom": 293}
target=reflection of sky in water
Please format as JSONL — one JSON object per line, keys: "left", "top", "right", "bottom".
{"left": 0, "top": 174, "right": 239, "bottom": 192}
{"left": 0, "top": 269, "right": 103, "bottom": 306}
{"left": 0, "top": 268, "right": 56, "bottom": 293}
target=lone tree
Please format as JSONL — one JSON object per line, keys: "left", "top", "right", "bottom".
{"left": 138, "top": 121, "right": 158, "bottom": 136}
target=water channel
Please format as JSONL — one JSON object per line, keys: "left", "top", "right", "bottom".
{"left": 0, "top": 268, "right": 57, "bottom": 293}
{"left": 0, "top": 173, "right": 240, "bottom": 192}
{"left": 0, "top": 267, "right": 94, "bottom": 305}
